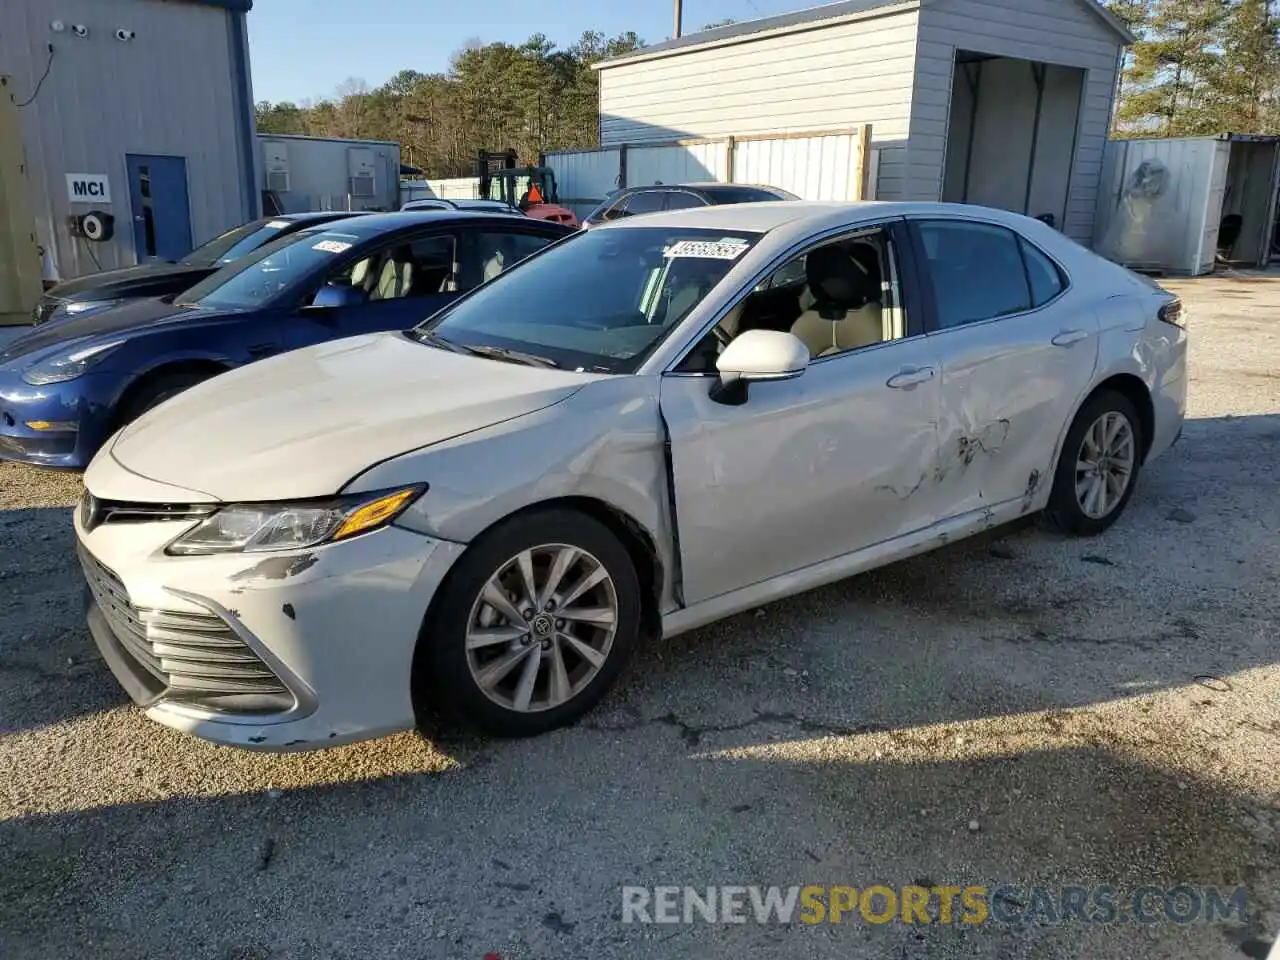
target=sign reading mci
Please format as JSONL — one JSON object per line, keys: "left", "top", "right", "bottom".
{"left": 66, "top": 174, "right": 111, "bottom": 204}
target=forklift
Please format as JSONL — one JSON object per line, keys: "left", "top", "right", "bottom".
{"left": 477, "top": 149, "right": 578, "bottom": 227}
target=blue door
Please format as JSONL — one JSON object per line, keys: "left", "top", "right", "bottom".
{"left": 125, "top": 155, "right": 193, "bottom": 262}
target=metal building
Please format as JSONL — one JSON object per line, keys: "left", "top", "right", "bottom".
{"left": 595, "top": 0, "right": 1133, "bottom": 245}
{"left": 1, "top": 0, "right": 257, "bottom": 281}
{"left": 259, "top": 134, "right": 402, "bottom": 214}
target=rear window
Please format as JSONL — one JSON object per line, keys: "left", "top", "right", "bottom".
{"left": 703, "top": 186, "right": 800, "bottom": 203}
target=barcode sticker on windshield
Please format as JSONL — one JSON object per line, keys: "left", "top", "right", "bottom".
{"left": 266, "top": 220, "right": 291, "bottom": 229}
{"left": 312, "top": 240, "right": 352, "bottom": 254}
{"left": 664, "top": 240, "right": 749, "bottom": 260}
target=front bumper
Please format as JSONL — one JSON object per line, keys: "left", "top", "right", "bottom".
{"left": 0, "top": 370, "right": 117, "bottom": 469}
{"left": 75, "top": 503, "right": 467, "bottom": 750}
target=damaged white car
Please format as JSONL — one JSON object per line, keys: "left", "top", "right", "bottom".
{"left": 75, "top": 202, "right": 1187, "bottom": 749}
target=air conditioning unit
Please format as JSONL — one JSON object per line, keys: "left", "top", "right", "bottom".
{"left": 262, "top": 140, "right": 290, "bottom": 193}
{"left": 348, "top": 173, "right": 375, "bottom": 198}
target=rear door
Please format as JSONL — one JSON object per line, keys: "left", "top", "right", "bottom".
{"left": 909, "top": 217, "right": 1100, "bottom": 516}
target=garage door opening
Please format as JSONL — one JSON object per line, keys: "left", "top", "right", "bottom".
{"left": 942, "top": 51, "right": 1086, "bottom": 228}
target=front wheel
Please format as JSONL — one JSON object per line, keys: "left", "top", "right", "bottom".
{"left": 1045, "top": 390, "right": 1144, "bottom": 536}
{"left": 414, "top": 509, "right": 642, "bottom": 736}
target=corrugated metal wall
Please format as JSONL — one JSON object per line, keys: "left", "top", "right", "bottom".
{"left": 1093, "top": 137, "right": 1229, "bottom": 276}
{"left": 733, "top": 132, "right": 868, "bottom": 201}
{"left": 546, "top": 149, "right": 621, "bottom": 216}
{"left": 596, "top": 6, "right": 919, "bottom": 200}
{"left": 1, "top": 0, "right": 254, "bottom": 279}
{"left": 544, "top": 128, "right": 872, "bottom": 211}
{"left": 627, "top": 142, "right": 728, "bottom": 186}
{"left": 0, "top": 77, "right": 41, "bottom": 324}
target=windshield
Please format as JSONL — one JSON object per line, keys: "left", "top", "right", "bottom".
{"left": 418, "top": 226, "right": 762, "bottom": 373}
{"left": 178, "top": 227, "right": 363, "bottom": 310}
{"left": 182, "top": 218, "right": 298, "bottom": 266}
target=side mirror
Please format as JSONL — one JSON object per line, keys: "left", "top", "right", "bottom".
{"left": 710, "top": 329, "right": 809, "bottom": 405}
{"left": 306, "top": 283, "right": 366, "bottom": 310}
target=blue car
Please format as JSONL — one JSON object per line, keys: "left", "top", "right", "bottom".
{"left": 0, "top": 211, "right": 575, "bottom": 469}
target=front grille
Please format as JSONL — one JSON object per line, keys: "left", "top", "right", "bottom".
{"left": 32, "top": 298, "right": 60, "bottom": 325}
{"left": 80, "top": 491, "right": 214, "bottom": 532}
{"left": 79, "top": 547, "right": 291, "bottom": 712}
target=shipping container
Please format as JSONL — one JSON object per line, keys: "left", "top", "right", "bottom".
{"left": 258, "top": 134, "right": 401, "bottom": 214}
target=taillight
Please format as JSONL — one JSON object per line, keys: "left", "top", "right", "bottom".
{"left": 1157, "top": 299, "right": 1184, "bottom": 328}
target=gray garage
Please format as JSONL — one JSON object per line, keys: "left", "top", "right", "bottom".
{"left": 596, "top": 0, "right": 1133, "bottom": 244}
{"left": 1, "top": 0, "right": 257, "bottom": 281}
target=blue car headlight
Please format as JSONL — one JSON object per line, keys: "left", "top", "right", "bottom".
{"left": 22, "top": 340, "right": 126, "bottom": 385}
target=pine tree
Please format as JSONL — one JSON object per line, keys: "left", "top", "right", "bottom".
{"left": 1117, "top": 0, "right": 1229, "bottom": 135}
{"left": 1207, "top": 0, "right": 1280, "bottom": 133}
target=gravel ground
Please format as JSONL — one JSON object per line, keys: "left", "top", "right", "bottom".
{"left": 1, "top": 275, "right": 1278, "bottom": 960}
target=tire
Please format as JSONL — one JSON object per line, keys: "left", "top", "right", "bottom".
{"left": 119, "top": 371, "right": 212, "bottom": 425}
{"left": 414, "top": 508, "right": 643, "bottom": 737}
{"left": 1044, "top": 389, "right": 1144, "bottom": 536}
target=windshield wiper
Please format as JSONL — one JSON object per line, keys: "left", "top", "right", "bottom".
{"left": 462, "top": 344, "right": 560, "bottom": 368}
{"left": 408, "top": 328, "right": 471, "bottom": 354}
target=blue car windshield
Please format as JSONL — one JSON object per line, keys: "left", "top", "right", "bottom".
{"left": 181, "top": 217, "right": 297, "bottom": 266}
{"left": 177, "top": 229, "right": 364, "bottom": 310}
{"left": 417, "top": 226, "right": 762, "bottom": 374}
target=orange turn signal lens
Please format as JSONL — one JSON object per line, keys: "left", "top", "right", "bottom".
{"left": 332, "top": 487, "right": 421, "bottom": 541}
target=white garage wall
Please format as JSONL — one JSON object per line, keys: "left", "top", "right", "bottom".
{"left": 596, "top": 4, "right": 920, "bottom": 200}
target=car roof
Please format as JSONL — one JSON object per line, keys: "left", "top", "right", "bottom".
{"left": 277, "top": 210, "right": 367, "bottom": 223}
{"left": 298, "top": 210, "right": 568, "bottom": 237}
{"left": 591, "top": 200, "right": 1053, "bottom": 235}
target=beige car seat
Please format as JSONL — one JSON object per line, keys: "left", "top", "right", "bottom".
{"left": 789, "top": 242, "right": 884, "bottom": 357}
{"left": 372, "top": 251, "right": 413, "bottom": 300}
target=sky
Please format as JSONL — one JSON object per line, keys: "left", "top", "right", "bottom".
{"left": 246, "top": 0, "right": 812, "bottom": 104}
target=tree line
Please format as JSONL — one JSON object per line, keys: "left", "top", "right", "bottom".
{"left": 1107, "top": 0, "right": 1280, "bottom": 135}
{"left": 255, "top": 31, "right": 643, "bottom": 179}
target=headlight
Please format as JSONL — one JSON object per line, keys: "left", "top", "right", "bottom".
{"left": 166, "top": 485, "right": 424, "bottom": 556}
{"left": 62, "top": 298, "right": 123, "bottom": 318}
{"left": 22, "top": 339, "right": 126, "bottom": 385}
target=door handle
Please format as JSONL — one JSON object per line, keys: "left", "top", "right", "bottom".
{"left": 886, "top": 366, "right": 936, "bottom": 389}
{"left": 247, "top": 342, "right": 278, "bottom": 358}
{"left": 1051, "top": 329, "right": 1089, "bottom": 346}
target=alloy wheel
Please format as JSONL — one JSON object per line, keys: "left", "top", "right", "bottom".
{"left": 1075, "top": 410, "right": 1136, "bottom": 520}
{"left": 465, "top": 544, "right": 619, "bottom": 713}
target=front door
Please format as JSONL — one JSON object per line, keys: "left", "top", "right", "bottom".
{"left": 125, "top": 155, "right": 192, "bottom": 262}
{"left": 909, "top": 217, "right": 1100, "bottom": 515}
{"left": 284, "top": 231, "right": 464, "bottom": 350}
{"left": 659, "top": 222, "right": 944, "bottom": 606}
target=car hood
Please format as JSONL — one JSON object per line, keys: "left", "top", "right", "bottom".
{"left": 0, "top": 297, "right": 208, "bottom": 364}
{"left": 105, "top": 332, "right": 597, "bottom": 502}
{"left": 46, "top": 262, "right": 213, "bottom": 302}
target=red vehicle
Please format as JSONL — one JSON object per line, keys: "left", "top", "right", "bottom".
{"left": 477, "top": 149, "right": 578, "bottom": 227}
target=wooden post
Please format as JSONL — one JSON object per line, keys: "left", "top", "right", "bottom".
{"left": 854, "top": 124, "right": 874, "bottom": 200}
{"left": 724, "top": 136, "right": 736, "bottom": 183}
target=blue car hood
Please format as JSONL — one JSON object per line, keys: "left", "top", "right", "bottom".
{"left": 0, "top": 298, "right": 225, "bottom": 363}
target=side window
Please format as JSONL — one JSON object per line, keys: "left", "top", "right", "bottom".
{"left": 915, "top": 220, "right": 1031, "bottom": 329}
{"left": 1019, "top": 236, "right": 1066, "bottom": 307}
{"left": 597, "top": 194, "right": 630, "bottom": 222}
{"left": 663, "top": 191, "right": 705, "bottom": 211}
{"left": 367, "top": 234, "right": 457, "bottom": 301}
{"left": 675, "top": 228, "right": 904, "bottom": 373}
{"left": 622, "top": 191, "right": 666, "bottom": 216}
{"left": 475, "top": 230, "right": 555, "bottom": 284}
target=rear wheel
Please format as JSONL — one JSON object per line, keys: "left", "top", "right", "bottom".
{"left": 1045, "top": 389, "right": 1144, "bottom": 536}
{"left": 119, "top": 371, "right": 213, "bottom": 424}
{"left": 414, "top": 509, "right": 642, "bottom": 736}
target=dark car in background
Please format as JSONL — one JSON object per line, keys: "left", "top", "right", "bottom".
{"left": 580, "top": 182, "right": 801, "bottom": 229}
{"left": 31, "top": 212, "right": 366, "bottom": 325}
{"left": 1, "top": 211, "right": 574, "bottom": 469}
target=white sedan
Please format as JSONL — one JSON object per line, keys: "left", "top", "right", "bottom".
{"left": 75, "top": 202, "right": 1187, "bottom": 749}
